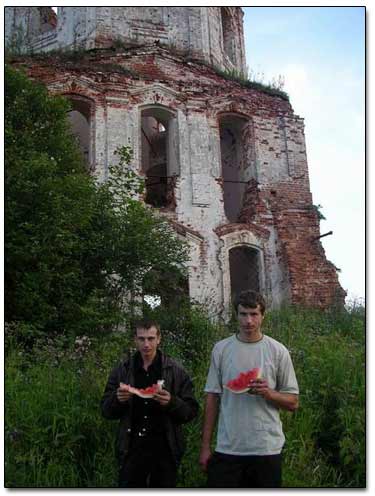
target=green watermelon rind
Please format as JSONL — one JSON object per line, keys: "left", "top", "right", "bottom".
{"left": 223, "top": 384, "right": 251, "bottom": 394}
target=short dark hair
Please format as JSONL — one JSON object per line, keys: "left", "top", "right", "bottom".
{"left": 234, "top": 290, "right": 266, "bottom": 315}
{"left": 134, "top": 319, "right": 161, "bottom": 336}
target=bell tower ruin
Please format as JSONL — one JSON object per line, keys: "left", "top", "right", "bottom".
{"left": 5, "top": 6, "right": 346, "bottom": 318}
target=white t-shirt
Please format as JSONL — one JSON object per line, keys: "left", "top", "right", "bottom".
{"left": 204, "top": 334, "right": 299, "bottom": 456}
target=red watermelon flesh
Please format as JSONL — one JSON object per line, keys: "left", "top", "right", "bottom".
{"left": 120, "top": 380, "right": 164, "bottom": 399}
{"left": 137, "top": 384, "right": 160, "bottom": 398}
{"left": 224, "top": 367, "right": 262, "bottom": 394}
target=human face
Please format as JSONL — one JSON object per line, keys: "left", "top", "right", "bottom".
{"left": 237, "top": 304, "right": 264, "bottom": 342}
{"left": 134, "top": 326, "right": 161, "bottom": 362}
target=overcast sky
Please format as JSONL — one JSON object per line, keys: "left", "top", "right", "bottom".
{"left": 243, "top": 6, "right": 365, "bottom": 303}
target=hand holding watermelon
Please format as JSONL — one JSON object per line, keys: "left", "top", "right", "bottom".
{"left": 117, "top": 383, "right": 133, "bottom": 403}
{"left": 153, "top": 388, "right": 172, "bottom": 406}
{"left": 246, "top": 377, "right": 271, "bottom": 398}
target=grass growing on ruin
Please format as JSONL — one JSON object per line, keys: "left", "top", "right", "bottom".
{"left": 6, "top": 40, "right": 290, "bottom": 102}
{"left": 211, "top": 66, "right": 290, "bottom": 101}
{"left": 5, "top": 303, "right": 365, "bottom": 488}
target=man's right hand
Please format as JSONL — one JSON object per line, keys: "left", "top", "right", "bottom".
{"left": 199, "top": 447, "right": 212, "bottom": 472}
{"left": 116, "top": 383, "right": 133, "bottom": 403}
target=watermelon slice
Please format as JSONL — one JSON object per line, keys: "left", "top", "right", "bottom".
{"left": 120, "top": 379, "right": 165, "bottom": 399}
{"left": 224, "top": 367, "right": 262, "bottom": 394}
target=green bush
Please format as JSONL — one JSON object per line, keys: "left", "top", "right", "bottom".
{"left": 5, "top": 304, "right": 365, "bottom": 487}
{"left": 5, "top": 66, "right": 188, "bottom": 340}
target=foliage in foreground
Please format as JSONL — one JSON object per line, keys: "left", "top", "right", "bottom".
{"left": 5, "top": 303, "right": 365, "bottom": 488}
{"left": 5, "top": 66, "right": 188, "bottom": 339}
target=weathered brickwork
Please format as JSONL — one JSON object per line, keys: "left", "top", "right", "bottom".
{"left": 6, "top": 7, "right": 346, "bottom": 318}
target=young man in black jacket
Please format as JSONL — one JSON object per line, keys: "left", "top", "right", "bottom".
{"left": 101, "top": 319, "right": 199, "bottom": 488}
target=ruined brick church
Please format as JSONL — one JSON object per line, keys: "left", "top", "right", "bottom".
{"left": 6, "top": 6, "right": 345, "bottom": 318}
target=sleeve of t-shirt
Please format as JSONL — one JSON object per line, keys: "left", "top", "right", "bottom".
{"left": 277, "top": 348, "right": 299, "bottom": 394}
{"left": 204, "top": 345, "right": 223, "bottom": 394}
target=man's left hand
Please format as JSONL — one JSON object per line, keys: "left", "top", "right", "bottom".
{"left": 249, "top": 379, "right": 299, "bottom": 412}
{"left": 154, "top": 389, "right": 171, "bottom": 406}
{"left": 249, "top": 378, "right": 273, "bottom": 400}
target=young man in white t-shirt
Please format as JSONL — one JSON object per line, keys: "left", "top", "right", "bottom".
{"left": 199, "top": 290, "right": 299, "bottom": 487}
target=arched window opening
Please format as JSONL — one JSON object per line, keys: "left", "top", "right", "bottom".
{"left": 66, "top": 96, "right": 92, "bottom": 168}
{"left": 219, "top": 115, "right": 248, "bottom": 222}
{"left": 141, "top": 107, "right": 179, "bottom": 209}
{"left": 221, "top": 8, "right": 235, "bottom": 64}
{"left": 229, "top": 246, "right": 260, "bottom": 302}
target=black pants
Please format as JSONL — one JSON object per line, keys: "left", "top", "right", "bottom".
{"left": 207, "top": 451, "right": 282, "bottom": 488}
{"left": 119, "top": 433, "right": 177, "bottom": 488}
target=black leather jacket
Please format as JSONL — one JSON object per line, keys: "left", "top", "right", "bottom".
{"left": 101, "top": 351, "right": 199, "bottom": 466}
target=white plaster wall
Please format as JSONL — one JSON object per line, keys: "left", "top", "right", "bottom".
{"left": 264, "top": 227, "right": 292, "bottom": 307}
{"left": 178, "top": 112, "right": 225, "bottom": 313}
{"left": 56, "top": 7, "right": 91, "bottom": 50}
{"left": 4, "top": 6, "right": 57, "bottom": 53}
{"left": 252, "top": 114, "right": 309, "bottom": 187}
{"left": 5, "top": 7, "right": 15, "bottom": 43}
{"left": 253, "top": 116, "right": 289, "bottom": 184}
{"left": 175, "top": 110, "right": 193, "bottom": 219}
{"left": 186, "top": 113, "right": 223, "bottom": 214}
{"left": 92, "top": 104, "right": 108, "bottom": 183}
{"left": 106, "top": 102, "right": 139, "bottom": 172}
{"left": 6, "top": 6, "right": 246, "bottom": 74}
{"left": 282, "top": 116, "right": 310, "bottom": 184}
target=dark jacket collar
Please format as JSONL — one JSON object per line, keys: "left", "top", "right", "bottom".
{"left": 133, "top": 349, "right": 162, "bottom": 371}
{"left": 124, "top": 349, "right": 174, "bottom": 371}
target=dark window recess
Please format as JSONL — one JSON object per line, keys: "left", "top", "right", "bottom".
{"left": 141, "top": 108, "right": 178, "bottom": 209}
{"left": 220, "top": 115, "right": 247, "bottom": 222}
{"left": 229, "top": 246, "right": 260, "bottom": 301}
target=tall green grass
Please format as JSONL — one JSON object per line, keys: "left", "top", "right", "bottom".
{"left": 5, "top": 304, "right": 365, "bottom": 487}
{"left": 5, "top": 337, "right": 120, "bottom": 487}
{"left": 264, "top": 305, "right": 365, "bottom": 487}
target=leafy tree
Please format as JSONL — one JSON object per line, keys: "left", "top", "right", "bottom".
{"left": 5, "top": 66, "right": 188, "bottom": 339}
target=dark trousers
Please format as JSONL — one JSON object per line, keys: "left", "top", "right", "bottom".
{"left": 119, "top": 433, "right": 177, "bottom": 488}
{"left": 207, "top": 451, "right": 282, "bottom": 488}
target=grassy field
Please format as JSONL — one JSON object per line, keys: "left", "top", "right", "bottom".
{"left": 5, "top": 303, "right": 365, "bottom": 488}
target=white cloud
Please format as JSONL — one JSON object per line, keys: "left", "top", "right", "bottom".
{"left": 282, "top": 64, "right": 312, "bottom": 114}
